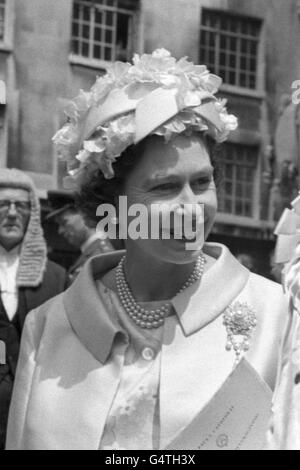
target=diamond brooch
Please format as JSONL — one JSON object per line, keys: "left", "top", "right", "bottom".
{"left": 223, "top": 302, "right": 257, "bottom": 362}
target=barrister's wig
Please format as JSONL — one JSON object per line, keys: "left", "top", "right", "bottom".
{"left": 0, "top": 168, "right": 47, "bottom": 287}
{"left": 53, "top": 48, "right": 238, "bottom": 189}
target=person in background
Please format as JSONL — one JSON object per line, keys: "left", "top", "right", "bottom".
{"left": 269, "top": 250, "right": 284, "bottom": 284}
{"left": 47, "top": 203, "right": 115, "bottom": 284}
{"left": 266, "top": 249, "right": 300, "bottom": 449}
{"left": 266, "top": 191, "right": 300, "bottom": 449}
{"left": 0, "top": 168, "right": 67, "bottom": 450}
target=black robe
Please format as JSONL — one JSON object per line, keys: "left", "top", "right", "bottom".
{"left": 0, "top": 260, "right": 67, "bottom": 450}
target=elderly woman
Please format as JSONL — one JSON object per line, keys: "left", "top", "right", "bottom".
{"left": 6, "top": 50, "right": 288, "bottom": 450}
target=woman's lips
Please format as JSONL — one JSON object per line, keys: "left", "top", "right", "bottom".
{"left": 4, "top": 224, "right": 20, "bottom": 230}
{"left": 161, "top": 229, "right": 202, "bottom": 241}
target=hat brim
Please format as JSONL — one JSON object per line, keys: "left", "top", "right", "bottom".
{"left": 45, "top": 203, "right": 75, "bottom": 221}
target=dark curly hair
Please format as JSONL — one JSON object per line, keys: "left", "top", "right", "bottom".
{"left": 76, "top": 133, "right": 222, "bottom": 228}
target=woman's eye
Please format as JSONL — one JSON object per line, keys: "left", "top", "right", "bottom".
{"left": 152, "top": 183, "right": 178, "bottom": 192}
{"left": 192, "top": 178, "right": 211, "bottom": 189}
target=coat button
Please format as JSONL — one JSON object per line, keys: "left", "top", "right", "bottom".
{"left": 142, "top": 347, "right": 155, "bottom": 361}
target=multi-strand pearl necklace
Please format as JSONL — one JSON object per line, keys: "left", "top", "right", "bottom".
{"left": 115, "top": 253, "right": 206, "bottom": 329}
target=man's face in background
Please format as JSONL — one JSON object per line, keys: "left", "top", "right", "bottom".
{"left": 0, "top": 187, "right": 31, "bottom": 251}
{"left": 56, "top": 209, "right": 89, "bottom": 249}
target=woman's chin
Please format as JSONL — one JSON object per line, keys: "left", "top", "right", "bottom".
{"left": 157, "top": 239, "right": 203, "bottom": 264}
{"left": 128, "top": 238, "right": 204, "bottom": 264}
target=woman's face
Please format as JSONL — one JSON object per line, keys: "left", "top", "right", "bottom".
{"left": 122, "top": 134, "right": 218, "bottom": 264}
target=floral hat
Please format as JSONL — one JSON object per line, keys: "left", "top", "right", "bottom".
{"left": 53, "top": 48, "right": 238, "bottom": 188}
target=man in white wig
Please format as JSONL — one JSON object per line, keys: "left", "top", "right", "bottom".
{"left": 0, "top": 168, "right": 67, "bottom": 449}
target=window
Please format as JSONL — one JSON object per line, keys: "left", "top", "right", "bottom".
{"left": 218, "top": 144, "right": 258, "bottom": 218}
{"left": 0, "top": 0, "right": 6, "bottom": 41}
{"left": 199, "top": 9, "right": 262, "bottom": 89}
{"left": 71, "top": 0, "right": 139, "bottom": 63}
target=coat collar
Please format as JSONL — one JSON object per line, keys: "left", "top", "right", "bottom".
{"left": 63, "top": 243, "right": 249, "bottom": 365}
{"left": 64, "top": 250, "right": 126, "bottom": 364}
{"left": 172, "top": 243, "right": 250, "bottom": 335}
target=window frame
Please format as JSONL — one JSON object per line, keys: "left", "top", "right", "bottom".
{"left": 199, "top": 8, "right": 264, "bottom": 94}
{"left": 69, "top": 0, "right": 141, "bottom": 70}
{"left": 0, "top": 0, "right": 14, "bottom": 52}
{"left": 218, "top": 142, "right": 261, "bottom": 221}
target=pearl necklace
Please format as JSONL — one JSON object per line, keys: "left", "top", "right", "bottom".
{"left": 116, "top": 253, "right": 206, "bottom": 329}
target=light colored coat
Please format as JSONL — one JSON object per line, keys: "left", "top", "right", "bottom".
{"left": 6, "top": 243, "right": 288, "bottom": 450}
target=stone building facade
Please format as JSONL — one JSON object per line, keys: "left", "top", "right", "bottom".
{"left": 0, "top": 0, "right": 299, "bottom": 274}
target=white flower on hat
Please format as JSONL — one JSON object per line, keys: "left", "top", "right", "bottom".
{"left": 53, "top": 49, "right": 238, "bottom": 188}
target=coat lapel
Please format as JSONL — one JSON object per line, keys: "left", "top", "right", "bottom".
{"left": 173, "top": 243, "right": 250, "bottom": 334}
{"left": 159, "top": 243, "right": 250, "bottom": 448}
{"left": 63, "top": 250, "right": 126, "bottom": 363}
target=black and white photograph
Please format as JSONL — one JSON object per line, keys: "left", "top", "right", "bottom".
{"left": 0, "top": 0, "right": 300, "bottom": 453}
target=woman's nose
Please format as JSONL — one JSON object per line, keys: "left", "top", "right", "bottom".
{"left": 177, "top": 185, "right": 200, "bottom": 206}
{"left": 173, "top": 186, "right": 204, "bottom": 223}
